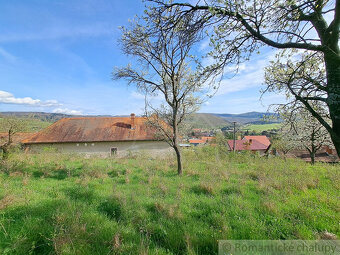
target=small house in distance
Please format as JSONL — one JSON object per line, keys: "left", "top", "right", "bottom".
{"left": 22, "top": 114, "right": 171, "bottom": 156}
{"left": 189, "top": 139, "right": 205, "bottom": 146}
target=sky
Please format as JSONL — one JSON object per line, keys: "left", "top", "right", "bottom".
{"left": 0, "top": 0, "right": 287, "bottom": 116}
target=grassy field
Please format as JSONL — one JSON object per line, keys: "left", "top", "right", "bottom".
{"left": 0, "top": 148, "right": 339, "bottom": 254}
{"left": 184, "top": 113, "right": 230, "bottom": 129}
{"left": 0, "top": 117, "right": 52, "bottom": 133}
{"left": 242, "top": 123, "right": 281, "bottom": 133}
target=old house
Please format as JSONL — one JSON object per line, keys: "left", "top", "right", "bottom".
{"left": 22, "top": 114, "right": 171, "bottom": 156}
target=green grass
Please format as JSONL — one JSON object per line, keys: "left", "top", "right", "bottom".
{"left": 242, "top": 123, "right": 281, "bottom": 132}
{"left": 0, "top": 148, "right": 339, "bottom": 254}
{"left": 23, "top": 119, "right": 52, "bottom": 132}
{"left": 184, "top": 113, "right": 230, "bottom": 129}
{"left": 0, "top": 118, "right": 52, "bottom": 133}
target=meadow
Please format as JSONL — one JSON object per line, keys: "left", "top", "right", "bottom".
{"left": 0, "top": 147, "right": 339, "bottom": 254}
{"left": 242, "top": 123, "right": 281, "bottom": 133}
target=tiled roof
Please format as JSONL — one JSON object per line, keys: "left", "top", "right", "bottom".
{"left": 243, "top": 136, "right": 271, "bottom": 147}
{"left": 227, "top": 139, "right": 268, "bottom": 151}
{"left": 189, "top": 139, "right": 205, "bottom": 144}
{"left": 22, "top": 116, "right": 161, "bottom": 144}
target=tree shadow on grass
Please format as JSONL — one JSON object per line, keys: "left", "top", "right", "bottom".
{"left": 97, "top": 197, "right": 123, "bottom": 221}
{"left": 32, "top": 169, "right": 68, "bottom": 180}
{"left": 62, "top": 186, "right": 96, "bottom": 203}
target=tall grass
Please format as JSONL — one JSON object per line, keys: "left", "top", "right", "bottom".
{"left": 0, "top": 147, "right": 339, "bottom": 254}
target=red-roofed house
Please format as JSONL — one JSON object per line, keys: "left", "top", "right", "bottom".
{"left": 189, "top": 139, "right": 205, "bottom": 146}
{"left": 243, "top": 136, "right": 271, "bottom": 148}
{"left": 227, "top": 139, "right": 269, "bottom": 152}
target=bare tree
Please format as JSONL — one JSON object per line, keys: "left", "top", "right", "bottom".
{"left": 113, "top": 7, "right": 211, "bottom": 175}
{"left": 148, "top": 0, "right": 340, "bottom": 157}
{"left": 0, "top": 117, "right": 25, "bottom": 160}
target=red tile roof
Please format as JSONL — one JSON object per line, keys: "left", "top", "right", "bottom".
{"left": 227, "top": 139, "right": 268, "bottom": 151}
{"left": 189, "top": 139, "right": 205, "bottom": 144}
{"left": 22, "top": 116, "right": 161, "bottom": 144}
{"left": 243, "top": 136, "right": 271, "bottom": 147}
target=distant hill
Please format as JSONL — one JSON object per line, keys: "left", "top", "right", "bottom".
{"left": 0, "top": 112, "right": 76, "bottom": 122}
{"left": 184, "top": 113, "right": 230, "bottom": 129}
{"left": 211, "top": 111, "right": 280, "bottom": 124}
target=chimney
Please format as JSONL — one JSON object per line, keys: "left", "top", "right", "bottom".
{"left": 130, "top": 113, "right": 135, "bottom": 129}
{"left": 249, "top": 139, "right": 253, "bottom": 144}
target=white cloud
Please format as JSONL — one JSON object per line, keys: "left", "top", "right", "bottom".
{"left": 0, "top": 47, "right": 17, "bottom": 63}
{"left": 0, "top": 90, "right": 82, "bottom": 115}
{"left": 0, "top": 90, "right": 60, "bottom": 107}
{"left": 216, "top": 50, "right": 277, "bottom": 96}
{"left": 199, "top": 38, "right": 210, "bottom": 51}
{"left": 0, "top": 23, "right": 112, "bottom": 43}
{"left": 52, "top": 108, "right": 82, "bottom": 115}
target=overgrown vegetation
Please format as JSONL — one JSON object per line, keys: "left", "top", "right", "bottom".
{"left": 0, "top": 117, "right": 51, "bottom": 133}
{"left": 0, "top": 149, "right": 338, "bottom": 254}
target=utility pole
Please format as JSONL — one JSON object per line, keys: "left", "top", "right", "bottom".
{"left": 233, "top": 121, "right": 236, "bottom": 152}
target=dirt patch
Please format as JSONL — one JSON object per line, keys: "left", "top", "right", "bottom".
{"left": 0, "top": 195, "right": 16, "bottom": 210}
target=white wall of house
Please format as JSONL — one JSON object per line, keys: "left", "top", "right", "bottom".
{"left": 25, "top": 140, "right": 171, "bottom": 157}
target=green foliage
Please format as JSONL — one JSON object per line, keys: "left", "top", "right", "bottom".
{"left": 0, "top": 117, "right": 51, "bottom": 132}
{"left": 0, "top": 151, "right": 339, "bottom": 254}
{"left": 242, "top": 123, "right": 281, "bottom": 133}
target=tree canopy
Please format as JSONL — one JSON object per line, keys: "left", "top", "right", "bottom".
{"left": 149, "top": 0, "right": 340, "bottom": 157}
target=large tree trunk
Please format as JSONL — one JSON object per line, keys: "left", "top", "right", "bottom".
{"left": 310, "top": 151, "right": 315, "bottom": 165}
{"left": 174, "top": 145, "right": 182, "bottom": 175}
{"left": 324, "top": 51, "right": 340, "bottom": 158}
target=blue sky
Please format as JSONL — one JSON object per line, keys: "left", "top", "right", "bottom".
{"left": 0, "top": 0, "right": 285, "bottom": 115}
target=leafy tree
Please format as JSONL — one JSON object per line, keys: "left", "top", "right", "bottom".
{"left": 264, "top": 50, "right": 338, "bottom": 156}
{"left": 113, "top": 7, "right": 211, "bottom": 175}
{"left": 279, "top": 105, "right": 332, "bottom": 164}
{"left": 149, "top": 0, "right": 340, "bottom": 157}
{"left": 271, "top": 137, "right": 296, "bottom": 159}
{"left": 214, "top": 132, "right": 229, "bottom": 147}
{"left": 0, "top": 117, "right": 25, "bottom": 159}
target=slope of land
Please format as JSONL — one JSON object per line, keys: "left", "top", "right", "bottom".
{"left": 0, "top": 149, "right": 338, "bottom": 254}
{"left": 0, "top": 117, "right": 52, "bottom": 133}
{"left": 242, "top": 123, "right": 281, "bottom": 133}
{"left": 212, "top": 112, "right": 279, "bottom": 124}
{"left": 0, "top": 112, "right": 76, "bottom": 122}
{"left": 184, "top": 113, "right": 230, "bottom": 129}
